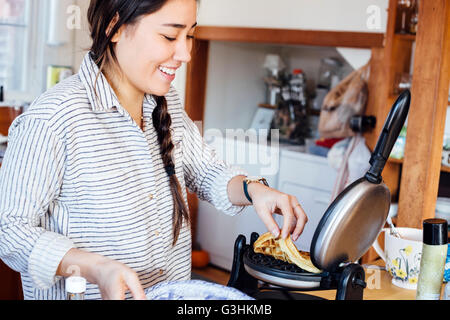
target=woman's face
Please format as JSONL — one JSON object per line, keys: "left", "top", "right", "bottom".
{"left": 111, "top": 0, "right": 197, "bottom": 96}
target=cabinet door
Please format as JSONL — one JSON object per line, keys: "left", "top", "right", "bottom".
{"left": 278, "top": 151, "right": 336, "bottom": 192}
{"left": 197, "top": 202, "right": 268, "bottom": 271}
{"left": 196, "top": 136, "right": 279, "bottom": 270}
{"left": 275, "top": 181, "right": 332, "bottom": 252}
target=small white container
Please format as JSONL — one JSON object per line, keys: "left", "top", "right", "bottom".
{"left": 66, "top": 276, "right": 86, "bottom": 300}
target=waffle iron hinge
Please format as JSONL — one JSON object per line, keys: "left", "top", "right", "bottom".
{"left": 320, "top": 263, "right": 367, "bottom": 300}
{"left": 227, "top": 234, "right": 259, "bottom": 296}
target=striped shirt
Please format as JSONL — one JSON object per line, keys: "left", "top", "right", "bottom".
{"left": 0, "top": 52, "right": 247, "bottom": 300}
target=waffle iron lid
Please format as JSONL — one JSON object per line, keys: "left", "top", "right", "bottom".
{"left": 309, "top": 178, "right": 390, "bottom": 271}
{"left": 309, "top": 91, "right": 411, "bottom": 272}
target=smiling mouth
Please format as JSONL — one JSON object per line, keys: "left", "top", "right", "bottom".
{"left": 158, "top": 65, "right": 176, "bottom": 76}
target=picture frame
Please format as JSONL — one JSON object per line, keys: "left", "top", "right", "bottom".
{"left": 46, "top": 65, "right": 73, "bottom": 90}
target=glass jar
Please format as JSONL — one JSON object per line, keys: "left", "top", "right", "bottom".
{"left": 397, "top": 0, "right": 412, "bottom": 34}
{"left": 317, "top": 58, "right": 343, "bottom": 90}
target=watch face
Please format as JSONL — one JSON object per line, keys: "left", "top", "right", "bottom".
{"left": 244, "top": 176, "right": 269, "bottom": 187}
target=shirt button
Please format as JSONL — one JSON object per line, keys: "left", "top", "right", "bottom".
{"left": 159, "top": 269, "right": 164, "bottom": 275}
{"left": 148, "top": 194, "right": 154, "bottom": 200}
{"left": 154, "top": 230, "right": 160, "bottom": 236}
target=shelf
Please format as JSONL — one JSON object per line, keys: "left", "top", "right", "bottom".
{"left": 258, "top": 103, "right": 277, "bottom": 109}
{"left": 394, "top": 33, "right": 416, "bottom": 42}
{"left": 194, "top": 26, "right": 385, "bottom": 48}
{"left": 388, "top": 157, "right": 450, "bottom": 173}
{"left": 388, "top": 157, "right": 404, "bottom": 165}
{"left": 258, "top": 104, "right": 321, "bottom": 116}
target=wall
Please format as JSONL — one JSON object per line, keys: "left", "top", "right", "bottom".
{"left": 6, "top": 0, "right": 76, "bottom": 103}
{"left": 196, "top": 0, "right": 388, "bottom": 89}
{"left": 197, "top": 0, "right": 388, "bottom": 32}
{"left": 71, "top": 0, "right": 387, "bottom": 108}
{"left": 203, "top": 42, "right": 354, "bottom": 134}
{"left": 41, "top": 0, "right": 76, "bottom": 84}
{"left": 73, "top": 0, "right": 91, "bottom": 71}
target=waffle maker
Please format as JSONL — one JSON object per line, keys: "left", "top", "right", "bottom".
{"left": 228, "top": 90, "right": 411, "bottom": 300}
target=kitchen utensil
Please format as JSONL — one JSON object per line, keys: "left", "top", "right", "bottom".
{"left": 386, "top": 216, "right": 402, "bottom": 238}
{"left": 228, "top": 90, "right": 411, "bottom": 300}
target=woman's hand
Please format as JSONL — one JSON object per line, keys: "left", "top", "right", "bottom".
{"left": 247, "top": 182, "right": 308, "bottom": 241}
{"left": 57, "top": 248, "right": 147, "bottom": 300}
{"left": 90, "top": 257, "right": 147, "bottom": 300}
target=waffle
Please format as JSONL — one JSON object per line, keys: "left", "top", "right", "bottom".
{"left": 253, "top": 232, "right": 322, "bottom": 274}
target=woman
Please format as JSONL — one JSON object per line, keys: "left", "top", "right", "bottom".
{"left": 0, "top": 0, "right": 308, "bottom": 300}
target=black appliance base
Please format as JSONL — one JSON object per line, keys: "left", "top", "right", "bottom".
{"left": 227, "top": 233, "right": 366, "bottom": 300}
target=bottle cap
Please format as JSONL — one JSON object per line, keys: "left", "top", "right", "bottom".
{"left": 423, "top": 218, "right": 448, "bottom": 245}
{"left": 293, "top": 69, "right": 303, "bottom": 75}
{"left": 65, "top": 276, "right": 86, "bottom": 294}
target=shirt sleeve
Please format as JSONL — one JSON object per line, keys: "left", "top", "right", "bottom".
{"left": 0, "top": 116, "right": 75, "bottom": 289}
{"left": 181, "top": 110, "right": 248, "bottom": 216}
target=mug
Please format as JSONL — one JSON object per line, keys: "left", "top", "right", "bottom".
{"left": 372, "top": 227, "right": 423, "bottom": 290}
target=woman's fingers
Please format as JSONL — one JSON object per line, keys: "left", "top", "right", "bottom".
{"left": 255, "top": 204, "right": 281, "bottom": 238}
{"left": 104, "top": 273, "right": 146, "bottom": 300}
{"left": 95, "top": 259, "right": 146, "bottom": 300}
{"left": 124, "top": 271, "right": 147, "bottom": 300}
{"left": 101, "top": 280, "right": 126, "bottom": 300}
{"left": 291, "top": 199, "right": 308, "bottom": 241}
{"left": 273, "top": 195, "right": 308, "bottom": 241}
{"left": 278, "top": 195, "right": 296, "bottom": 239}
{"left": 254, "top": 190, "right": 308, "bottom": 241}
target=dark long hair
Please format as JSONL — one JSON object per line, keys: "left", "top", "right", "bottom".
{"left": 87, "top": 0, "right": 190, "bottom": 246}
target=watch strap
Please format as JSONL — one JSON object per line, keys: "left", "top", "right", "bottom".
{"left": 243, "top": 177, "right": 269, "bottom": 203}
{"left": 243, "top": 180, "right": 253, "bottom": 203}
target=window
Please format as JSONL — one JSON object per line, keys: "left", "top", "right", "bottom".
{"left": 0, "top": 0, "right": 30, "bottom": 91}
{"left": 0, "top": 0, "right": 45, "bottom": 102}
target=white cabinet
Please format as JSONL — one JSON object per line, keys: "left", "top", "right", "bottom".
{"left": 275, "top": 150, "right": 337, "bottom": 252}
{"left": 196, "top": 136, "right": 279, "bottom": 270}
{"left": 196, "top": 137, "right": 337, "bottom": 271}
{"left": 196, "top": 202, "right": 269, "bottom": 270}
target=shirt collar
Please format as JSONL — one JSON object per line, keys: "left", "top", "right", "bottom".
{"left": 78, "top": 52, "right": 157, "bottom": 117}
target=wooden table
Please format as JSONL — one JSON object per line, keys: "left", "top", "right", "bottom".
{"left": 0, "top": 260, "right": 23, "bottom": 300}
{"left": 308, "top": 259, "right": 445, "bottom": 300}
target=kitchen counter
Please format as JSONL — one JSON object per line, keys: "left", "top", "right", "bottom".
{"left": 306, "top": 259, "right": 446, "bottom": 300}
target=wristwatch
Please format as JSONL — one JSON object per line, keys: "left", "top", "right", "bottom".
{"left": 243, "top": 176, "right": 269, "bottom": 203}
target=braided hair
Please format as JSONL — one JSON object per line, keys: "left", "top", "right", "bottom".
{"left": 87, "top": 0, "right": 191, "bottom": 245}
